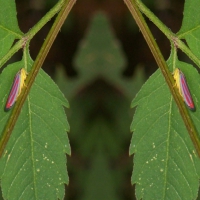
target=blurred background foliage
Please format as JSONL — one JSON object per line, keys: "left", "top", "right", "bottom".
{"left": 13, "top": 0, "right": 184, "bottom": 199}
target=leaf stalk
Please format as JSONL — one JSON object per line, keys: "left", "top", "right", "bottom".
{"left": 0, "top": 0, "right": 76, "bottom": 157}
{"left": 124, "top": 0, "right": 200, "bottom": 156}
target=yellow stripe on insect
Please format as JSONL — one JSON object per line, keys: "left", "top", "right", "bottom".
{"left": 17, "top": 68, "right": 27, "bottom": 98}
{"left": 173, "top": 68, "right": 195, "bottom": 110}
{"left": 5, "top": 68, "right": 27, "bottom": 111}
{"left": 173, "top": 68, "right": 182, "bottom": 97}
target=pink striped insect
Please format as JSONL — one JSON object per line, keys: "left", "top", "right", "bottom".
{"left": 173, "top": 68, "right": 195, "bottom": 111}
{"left": 5, "top": 68, "right": 27, "bottom": 111}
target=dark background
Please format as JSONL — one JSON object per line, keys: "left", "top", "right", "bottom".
{"left": 14, "top": 0, "right": 184, "bottom": 199}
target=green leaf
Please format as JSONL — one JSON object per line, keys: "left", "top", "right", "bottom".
{"left": 178, "top": 0, "right": 200, "bottom": 59}
{"left": 68, "top": 12, "right": 144, "bottom": 99}
{"left": 130, "top": 54, "right": 200, "bottom": 199}
{"left": 56, "top": 12, "right": 139, "bottom": 199}
{"left": 74, "top": 13, "right": 126, "bottom": 86}
{"left": 82, "top": 149, "right": 119, "bottom": 200}
{"left": 0, "top": 52, "right": 70, "bottom": 200}
{"left": 0, "top": 0, "right": 22, "bottom": 59}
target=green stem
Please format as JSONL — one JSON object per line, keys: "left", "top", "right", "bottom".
{"left": 136, "top": 0, "right": 200, "bottom": 67}
{"left": 0, "top": 0, "right": 65, "bottom": 68}
{"left": 177, "top": 39, "right": 200, "bottom": 66}
{"left": 124, "top": 0, "right": 200, "bottom": 157}
{"left": 136, "top": 0, "right": 174, "bottom": 40}
{"left": 0, "top": 0, "right": 77, "bottom": 157}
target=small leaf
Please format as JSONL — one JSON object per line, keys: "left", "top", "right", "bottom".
{"left": 130, "top": 54, "right": 200, "bottom": 199}
{"left": 0, "top": 52, "right": 70, "bottom": 200}
{"left": 82, "top": 149, "right": 119, "bottom": 200}
{"left": 72, "top": 12, "right": 143, "bottom": 99}
{"left": 178, "top": 0, "right": 200, "bottom": 59}
{"left": 74, "top": 13, "right": 126, "bottom": 84}
{"left": 0, "top": 0, "right": 22, "bottom": 59}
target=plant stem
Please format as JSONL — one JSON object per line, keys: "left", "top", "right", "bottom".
{"left": 136, "top": 0, "right": 200, "bottom": 67}
{"left": 0, "top": 0, "right": 65, "bottom": 68}
{"left": 0, "top": 0, "right": 77, "bottom": 157}
{"left": 124, "top": 0, "right": 200, "bottom": 157}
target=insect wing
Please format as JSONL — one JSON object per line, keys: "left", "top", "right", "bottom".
{"left": 5, "top": 71, "right": 21, "bottom": 111}
{"left": 179, "top": 71, "right": 195, "bottom": 110}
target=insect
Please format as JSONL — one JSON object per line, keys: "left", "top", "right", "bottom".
{"left": 173, "top": 68, "right": 195, "bottom": 111}
{"left": 5, "top": 68, "right": 27, "bottom": 111}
